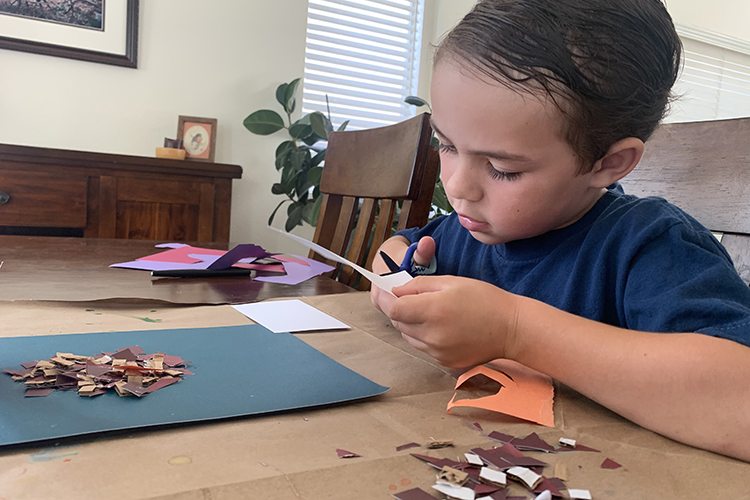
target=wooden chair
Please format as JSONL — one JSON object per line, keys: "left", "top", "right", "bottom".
{"left": 311, "top": 112, "right": 439, "bottom": 290}
{"left": 619, "top": 116, "right": 750, "bottom": 284}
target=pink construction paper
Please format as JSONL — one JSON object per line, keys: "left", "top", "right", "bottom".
{"left": 273, "top": 254, "right": 311, "bottom": 267}
{"left": 254, "top": 256, "right": 334, "bottom": 285}
{"left": 138, "top": 246, "right": 225, "bottom": 264}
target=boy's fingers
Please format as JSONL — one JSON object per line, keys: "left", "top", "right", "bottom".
{"left": 392, "top": 275, "right": 447, "bottom": 297}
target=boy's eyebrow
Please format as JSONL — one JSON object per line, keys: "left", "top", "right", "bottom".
{"left": 431, "top": 119, "right": 533, "bottom": 163}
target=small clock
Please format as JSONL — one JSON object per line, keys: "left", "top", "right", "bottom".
{"left": 176, "top": 116, "right": 218, "bottom": 162}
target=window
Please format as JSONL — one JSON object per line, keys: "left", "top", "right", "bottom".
{"left": 667, "top": 23, "right": 750, "bottom": 123}
{"left": 302, "top": 0, "right": 425, "bottom": 131}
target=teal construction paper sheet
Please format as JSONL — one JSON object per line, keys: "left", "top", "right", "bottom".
{"left": 0, "top": 325, "right": 389, "bottom": 447}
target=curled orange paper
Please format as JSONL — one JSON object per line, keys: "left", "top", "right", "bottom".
{"left": 446, "top": 361, "right": 555, "bottom": 427}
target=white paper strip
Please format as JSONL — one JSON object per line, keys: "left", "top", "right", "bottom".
{"left": 268, "top": 225, "right": 412, "bottom": 295}
{"left": 568, "top": 489, "right": 593, "bottom": 500}
{"left": 506, "top": 466, "right": 543, "bottom": 490}
{"left": 559, "top": 437, "right": 577, "bottom": 447}
{"left": 432, "top": 483, "right": 475, "bottom": 500}
{"left": 479, "top": 466, "right": 507, "bottom": 486}
{"left": 464, "top": 453, "right": 484, "bottom": 466}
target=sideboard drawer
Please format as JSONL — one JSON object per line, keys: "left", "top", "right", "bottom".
{"left": 0, "top": 170, "right": 87, "bottom": 227}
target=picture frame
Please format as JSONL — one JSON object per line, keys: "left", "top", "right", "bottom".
{"left": 0, "top": 0, "right": 139, "bottom": 68}
{"left": 177, "top": 116, "right": 218, "bottom": 163}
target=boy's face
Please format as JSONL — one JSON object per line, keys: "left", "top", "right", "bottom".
{"left": 430, "top": 59, "right": 607, "bottom": 245}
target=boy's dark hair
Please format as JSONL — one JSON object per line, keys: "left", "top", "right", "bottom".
{"left": 435, "top": 0, "right": 682, "bottom": 173}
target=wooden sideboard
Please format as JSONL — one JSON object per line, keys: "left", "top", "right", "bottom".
{"left": 0, "top": 143, "right": 242, "bottom": 242}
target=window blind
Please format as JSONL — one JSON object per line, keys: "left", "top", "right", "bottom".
{"left": 302, "top": 0, "right": 425, "bottom": 131}
{"left": 667, "top": 25, "right": 750, "bottom": 123}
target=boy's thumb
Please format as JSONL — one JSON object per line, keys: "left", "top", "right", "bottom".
{"left": 413, "top": 237, "right": 436, "bottom": 267}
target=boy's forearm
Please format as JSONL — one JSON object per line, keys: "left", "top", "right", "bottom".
{"left": 372, "top": 235, "right": 411, "bottom": 274}
{"left": 508, "top": 296, "right": 750, "bottom": 462}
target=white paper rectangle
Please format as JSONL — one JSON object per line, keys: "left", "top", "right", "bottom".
{"left": 268, "top": 225, "right": 412, "bottom": 295}
{"left": 479, "top": 467, "right": 507, "bottom": 486}
{"left": 464, "top": 453, "right": 484, "bottom": 466}
{"left": 568, "top": 489, "right": 593, "bottom": 500}
{"left": 232, "top": 299, "right": 350, "bottom": 333}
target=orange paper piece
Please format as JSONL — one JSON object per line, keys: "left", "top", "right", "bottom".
{"left": 446, "top": 361, "right": 554, "bottom": 427}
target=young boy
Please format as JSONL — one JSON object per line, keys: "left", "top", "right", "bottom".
{"left": 371, "top": 0, "right": 750, "bottom": 462}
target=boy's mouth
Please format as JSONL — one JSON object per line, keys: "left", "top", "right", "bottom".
{"left": 457, "top": 213, "right": 490, "bottom": 232}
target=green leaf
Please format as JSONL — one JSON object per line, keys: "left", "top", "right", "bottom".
{"left": 285, "top": 203, "right": 304, "bottom": 232}
{"left": 302, "top": 133, "right": 324, "bottom": 147}
{"left": 275, "top": 83, "right": 288, "bottom": 109}
{"left": 289, "top": 123, "right": 313, "bottom": 140}
{"left": 243, "top": 110, "right": 285, "bottom": 135}
{"left": 289, "top": 149, "right": 309, "bottom": 172}
{"left": 284, "top": 78, "right": 301, "bottom": 111}
{"left": 275, "top": 140, "right": 295, "bottom": 158}
{"left": 307, "top": 166, "right": 323, "bottom": 186}
{"left": 309, "top": 194, "right": 323, "bottom": 226}
{"left": 337, "top": 120, "right": 350, "bottom": 131}
{"left": 302, "top": 199, "right": 315, "bottom": 224}
{"left": 310, "top": 150, "right": 326, "bottom": 167}
{"left": 310, "top": 112, "right": 329, "bottom": 139}
{"left": 405, "top": 96, "right": 429, "bottom": 107}
{"left": 271, "top": 183, "right": 286, "bottom": 195}
{"left": 268, "top": 199, "right": 290, "bottom": 226}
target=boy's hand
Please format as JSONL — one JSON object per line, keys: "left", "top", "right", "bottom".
{"left": 380, "top": 275, "right": 520, "bottom": 368}
{"left": 370, "top": 236, "right": 435, "bottom": 313}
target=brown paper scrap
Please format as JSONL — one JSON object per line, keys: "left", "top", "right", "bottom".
{"left": 437, "top": 466, "right": 469, "bottom": 487}
{"left": 426, "top": 440, "right": 453, "bottom": 449}
{"left": 335, "top": 448, "right": 361, "bottom": 458}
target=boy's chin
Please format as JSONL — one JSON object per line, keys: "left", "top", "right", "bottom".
{"left": 468, "top": 230, "right": 506, "bottom": 246}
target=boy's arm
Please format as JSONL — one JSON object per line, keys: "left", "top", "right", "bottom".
{"left": 382, "top": 276, "right": 750, "bottom": 462}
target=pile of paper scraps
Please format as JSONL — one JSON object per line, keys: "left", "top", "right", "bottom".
{"left": 109, "top": 243, "right": 335, "bottom": 285}
{"left": 2, "top": 345, "right": 192, "bottom": 398}
{"left": 394, "top": 431, "right": 621, "bottom": 500}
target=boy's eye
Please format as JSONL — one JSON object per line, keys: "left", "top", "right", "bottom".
{"left": 438, "top": 142, "right": 456, "bottom": 154}
{"left": 488, "top": 166, "right": 522, "bottom": 181}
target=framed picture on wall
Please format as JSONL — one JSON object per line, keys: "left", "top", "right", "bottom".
{"left": 0, "top": 0, "right": 139, "bottom": 68}
{"left": 177, "top": 116, "right": 218, "bottom": 163}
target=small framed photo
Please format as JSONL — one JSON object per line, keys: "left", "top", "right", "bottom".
{"left": 177, "top": 116, "right": 218, "bottom": 162}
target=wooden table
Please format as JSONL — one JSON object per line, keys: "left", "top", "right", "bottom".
{"left": 0, "top": 235, "right": 355, "bottom": 304}
{"left": 1, "top": 293, "right": 749, "bottom": 499}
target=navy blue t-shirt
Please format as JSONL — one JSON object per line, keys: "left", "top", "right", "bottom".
{"left": 397, "top": 187, "right": 750, "bottom": 347}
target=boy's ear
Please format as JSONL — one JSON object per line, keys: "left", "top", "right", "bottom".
{"left": 589, "top": 137, "right": 644, "bottom": 188}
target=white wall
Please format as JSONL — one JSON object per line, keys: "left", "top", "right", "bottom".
{"left": 0, "top": 0, "right": 313, "bottom": 254}
{"left": 667, "top": 0, "right": 750, "bottom": 43}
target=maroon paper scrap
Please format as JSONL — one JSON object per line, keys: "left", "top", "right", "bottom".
{"left": 396, "top": 442, "right": 421, "bottom": 451}
{"left": 574, "top": 444, "right": 601, "bottom": 453}
{"left": 498, "top": 443, "right": 526, "bottom": 458}
{"left": 470, "top": 448, "right": 511, "bottom": 470}
{"left": 534, "top": 477, "right": 563, "bottom": 497}
{"left": 111, "top": 349, "right": 137, "bottom": 362}
{"left": 473, "top": 483, "right": 502, "bottom": 495}
{"left": 117, "top": 345, "right": 146, "bottom": 356}
{"left": 336, "top": 448, "right": 361, "bottom": 458}
{"left": 510, "top": 432, "right": 556, "bottom": 453}
{"left": 21, "top": 360, "right": 39, "bottom": 369}
{"left": 547, "top": 477, "right": 566, "bottom": 490}
{"left": 25, "top": 388, "right": 54, "bottom": 397}
{"left": 3, "top": 368, "right": 32, "bottom": 377}
{"left": 473, "top": 422, "right": 484, "bottom": 431}
{"left": 121, "top": 383, "right": 148, "bottom": 397}
{"left": 601, "top": 458, "right": 622, "bottom": 469}
{"left": 485, "top": 489, "right": 509, "bottom": 500}
{"left": 392, "top": 487, "right": 439, "bottom": 500}
{"left": 488, "top": 431, "right": 515, "bottom": 443}
{"left": 145, "top": 377, "right": 180, "bottom": 393}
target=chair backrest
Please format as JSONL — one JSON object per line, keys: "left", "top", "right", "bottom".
{"left": 619, "top": 116, "right": 750, "bottom": 284}
{"left": 311, "top": 112, "right": 439, "bottom": 290}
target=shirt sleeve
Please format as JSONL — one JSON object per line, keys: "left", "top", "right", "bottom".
{"left": 623, "top": 221, "right": 750, "bottom": 347}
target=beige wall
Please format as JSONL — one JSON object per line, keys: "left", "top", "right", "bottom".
{"left": 0, "top": 0, "right": 313, "bottom": 253}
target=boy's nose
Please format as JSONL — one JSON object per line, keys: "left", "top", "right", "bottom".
{"left": 443, "top": 158, "right": 483, "bottom": 203}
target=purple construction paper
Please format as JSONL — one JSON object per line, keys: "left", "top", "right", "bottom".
{"left": 154, "top": 243, "right": 188, "bottom": 249}
{"left": 207, "top": 244, "right": 270, "bottom": 270}
{"left": 109, "top": 255, "right": 221, "bottom": 272}
{"left": 255, "top": 256, "right": 334, "bottom": 285}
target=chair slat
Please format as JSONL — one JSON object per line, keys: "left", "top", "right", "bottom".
{"left": 361, "top": 199, "right": 397, "bottom": 290}
{"left": 340, "top": 198, "right": 377, "bottom": 287}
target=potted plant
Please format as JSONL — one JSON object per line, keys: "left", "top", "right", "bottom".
{"left": 243, "top": 79, "right": 452, "bottom": 233}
